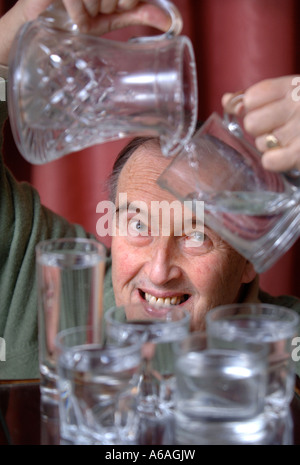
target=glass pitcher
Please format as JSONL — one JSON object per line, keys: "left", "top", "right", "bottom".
{"left": 7, "top": 0, "right": 198, "bottom": 164}
{"left": 158, "top": 100, "right": 300, "bottom": 273}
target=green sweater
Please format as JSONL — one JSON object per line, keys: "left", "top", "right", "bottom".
{"left": 0, "top": 102, "right": 299, "bottom": 380}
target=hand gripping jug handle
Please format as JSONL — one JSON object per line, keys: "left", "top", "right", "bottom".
{"left": 223, "top": 93, "right": 300, "bottom": 189}
{"left": 40, "top": 0, "right": 183, "bottom": 39}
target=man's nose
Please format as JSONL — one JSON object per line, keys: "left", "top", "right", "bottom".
{"left": 147, "top": 238, "right": 181, "bottom": 285}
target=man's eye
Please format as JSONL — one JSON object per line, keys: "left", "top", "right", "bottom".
{"left": 183, "top": 230, "right": 213, "bottom": 253}
{"left": 185, "top": 231, "right": 205, "bottom": 243}
{"left": 128, "top": 219, "right": 148, "bottom": 236}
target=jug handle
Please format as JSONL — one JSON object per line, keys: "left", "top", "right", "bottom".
{"left": 131, "top": 0, "right": 183, "bottom": 42}
{"left": 223, "top": 93, "right": 300, "bottom": 188}
{"left": 40, "top": 0, "right": 182, "bottom": 40}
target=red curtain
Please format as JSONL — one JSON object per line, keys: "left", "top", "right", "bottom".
{"left": 2, "top": 0, "right": 300, "bottom": 297}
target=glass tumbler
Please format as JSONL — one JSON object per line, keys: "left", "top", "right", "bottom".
{"left": 36, "top": 237, "right": 107, "bottom": 415}
{"left": 206, "top": 303, "right": 300, "bottom": 444}
{"left": 104, "top": 303, "right": 191, "bottom": 445}
{"left": 55, "top": 325, "right": 142, "bottom": 445}
{"left": 173, "top": 331, "right": 275, "bottom": 445}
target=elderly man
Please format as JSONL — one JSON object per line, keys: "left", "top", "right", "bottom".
{"left": 0, "top": 0, "right": 299, "bottom": 380}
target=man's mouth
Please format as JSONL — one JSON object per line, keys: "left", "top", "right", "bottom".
{"left": 139, "top": 290, "right": 190, "bottom": 306}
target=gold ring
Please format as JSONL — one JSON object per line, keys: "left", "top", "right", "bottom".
{"left": 265, "top": 134, "right": 281, "bottom": 149}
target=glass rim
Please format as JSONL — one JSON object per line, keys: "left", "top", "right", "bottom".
{"left": 55, "top": 324, "right": 142, "bottom": 355}
{"left": 177, "top": 346, "right": 267, "bottom": 369}
{"left": 173, "top": 329, "right": 268, "bottom": 362}
{"left": 35, "top": 236, "right": 107, "bottom": 257}
{"left": 206, "top": 302, "right": 300, "bottom": 327}
{"left": 159, "top": 35, "right": 198, "bottom": 158}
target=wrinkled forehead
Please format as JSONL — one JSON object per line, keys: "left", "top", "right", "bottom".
{"left": 116, "top": 141, "right": 178, "bottom": 205}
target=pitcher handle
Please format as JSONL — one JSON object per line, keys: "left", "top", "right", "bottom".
{"left": 132, "top": 0, "right": 183, "bottom": 42}
{"left": 223, "top": 92, "right": 246, "bottom": 137}
{"left": 223, "top": 93, "right": 300, "bottom": 188}
{"left": 40, "top": 0, "right": 182, "bottom": 39}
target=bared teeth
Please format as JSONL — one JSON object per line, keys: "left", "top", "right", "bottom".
{"left": 145, "top": 293, "right": 184, "bottom": 306}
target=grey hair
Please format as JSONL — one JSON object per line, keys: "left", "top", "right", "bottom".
{"left": 107, "top": 136, "right": 159, "bottom": 202}
{"left": 106, "top": 122, "right": 203, "bottom": 202}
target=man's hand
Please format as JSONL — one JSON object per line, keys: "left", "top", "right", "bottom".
{"left": 0, "top": 0, "right": 171, "bottom": 65}
{"left": 222, "top": 75, "right": 300, "bottom": 174}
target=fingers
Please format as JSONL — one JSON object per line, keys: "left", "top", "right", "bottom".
{"left": 222, "top": 91, "right": 245, "bottom": 116}
{"left": 83, "top": 0, "right": 138, "bottom": 16}
{"left": 261, "top": 141, "right": 300, "bottom": 173}
{"left": 97, "top": 0, "right": 119, "bottom": 14}
{"left": 77, "top": 2, "right": 171, "bottom": 35}
{"left": 0, "top": 0, "right": 55, "bottom": 64}
{"left": 62, "top": 0, "right": 141, "bottom": 31}
{"left": 222, "top": 76, "right": 296, "bottom": 119}
{"left": 222, "top": 76, "right": 300, "bottom": 174}
{"left": 257, "top": 116, "right": 300, "bottom": 173}
{"left": 117, "top": 0, "right": 140, "bottom": 10}
{"left": 245, "top": 78, "right": 300, "bottom": 173}
{"left": 242, "top": 76, "right": 289, "bottom": 111}
{"left": 243, "top": 97, "right": 295, "bottom": 137}
{"left": 84, "top": 0, "right": 101, "bottom": 17}
{"left": 62, "top": 0, "right": 170, "bottom": 35}
{"left": 62, "top": 0, "right": 90, "bottom": 29}
{"left": 255, "top": 116, "right": 300, "bottom": 153}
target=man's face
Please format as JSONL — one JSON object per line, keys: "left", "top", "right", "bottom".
{"left": 111, "top": 141, "right": 256, "bottom": 331}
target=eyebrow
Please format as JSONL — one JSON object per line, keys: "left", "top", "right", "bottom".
{"left": 115, "top": 203, "right": 148, "bottom": 215}
{"left": 116, "top": 203, "right": 204, "bottom": 221}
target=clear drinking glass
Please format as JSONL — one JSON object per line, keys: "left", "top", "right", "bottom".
{"left": 55, "top": 325, "right": 142, "bottom": 445}
{"left": 173, "top": 331, "right": 276, "bottom": 445}
{"left": 7, "top": 0, "right": 197, "bottom": 164}
{"left": 104, "top": 303, "right": 191, "bottom": 445}
{"left": 158, "top": 112, "right": 300, "bottom": 273}
{"left": 36, "top": 238, "right": 107, "bottom": 416}
{"left": 206, "top": 303, "right": 300, "bottom": 444}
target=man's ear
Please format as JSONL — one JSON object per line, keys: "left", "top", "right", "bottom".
{"left": 242, "top": 260, "right": 256, "bottom": 284}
